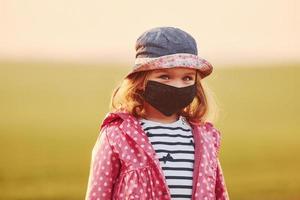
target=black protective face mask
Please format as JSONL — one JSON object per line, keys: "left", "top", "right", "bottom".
{"left": 142, "top": 75, "right": 197, "bottom": 116}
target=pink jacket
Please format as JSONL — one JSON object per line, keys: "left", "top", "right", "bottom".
{"left": 85, "top": 111, "right": 230, "bottom": 200}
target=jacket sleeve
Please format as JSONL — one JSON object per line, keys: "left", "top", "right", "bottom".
{"left": 215, "top": 158, "right": 230, "bottom": 199}
{"left": 85, "top": 125, "right": 121, "bottom": 200}
{"left": 211, "top": 125, "right": 230, "bottom": 200}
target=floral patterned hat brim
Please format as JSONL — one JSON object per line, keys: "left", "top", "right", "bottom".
{"left": 125, "top": 53, "right": 213, "bottom": 79}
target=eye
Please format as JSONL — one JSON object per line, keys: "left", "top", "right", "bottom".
{"left": 158, "top": 75, "right": 169, "bottom": 80}
{"left": 183, "top": 76, "right": 193, "bottom": 81}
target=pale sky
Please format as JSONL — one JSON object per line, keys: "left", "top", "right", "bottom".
{"left": 0, "top": 0, "right": 299, "bottom": 66}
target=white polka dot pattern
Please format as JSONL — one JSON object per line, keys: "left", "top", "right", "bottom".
{"left": 84, "top": 111, "right": 230, "bottom": 200}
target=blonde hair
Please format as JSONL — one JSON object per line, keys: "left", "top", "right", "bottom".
{"left": 109, "top": 70, "right": 219, "bottom": 125}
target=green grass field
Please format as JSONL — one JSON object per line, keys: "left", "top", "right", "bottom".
{"left": 0, "top": 61, "right": 299, "bottom": 200}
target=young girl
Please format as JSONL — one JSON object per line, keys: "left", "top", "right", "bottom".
{"left": 85, "top": 27, "right": 230, "bottom": 200}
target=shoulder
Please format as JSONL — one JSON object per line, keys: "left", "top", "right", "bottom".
{"left": 203, "top": 122, "right": 221, "bottom": 148}
{"left": 99, "top": 112, "right": 123, "bottom": 130}
{"left": 204, "top": 122, "right": 221, "bottom": 152}
{"left": 204, "top": 121, "right": 221, "bottom": 138}
{"left": 95, "top": 112, "right": 123, "bottom": 141}
{"left": 98, "top": 111, "right": 137, "bottom": 140}
{"left": 203, "top": 121, "right": 222, "bottom": 154}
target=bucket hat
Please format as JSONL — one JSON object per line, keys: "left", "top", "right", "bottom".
{"left": 125, "top": 26, "right": 213, "bottom": 79}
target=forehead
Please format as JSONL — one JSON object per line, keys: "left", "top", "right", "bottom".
{"left": 151, "top": 67, "right": 196, "bottom": 74}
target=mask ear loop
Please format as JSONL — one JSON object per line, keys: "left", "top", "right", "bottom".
{"left": 194, "top": 71, "right": 198, "bottom": 85}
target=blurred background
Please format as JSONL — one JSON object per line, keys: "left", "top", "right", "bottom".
{"left": 0, "top": 0, "right": 299, "bottom": 199}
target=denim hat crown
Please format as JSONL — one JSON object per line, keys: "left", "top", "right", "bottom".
{"left": 135, "top": 27, "right": 198, "bottom": 58}
{"left": 125, "top": 26, "right": 213, "bottom": 79}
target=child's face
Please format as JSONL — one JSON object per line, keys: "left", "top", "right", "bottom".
{"left": 146, "top": 67, "right": 197, "bottom": 88}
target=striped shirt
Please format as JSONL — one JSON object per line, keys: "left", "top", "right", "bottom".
{"left": 138, "top": 116, "right": 195, "bottom": 200}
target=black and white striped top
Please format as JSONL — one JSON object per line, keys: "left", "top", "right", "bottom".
{"left": 138, "top": 116, "right": 195, "bottom": 200}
